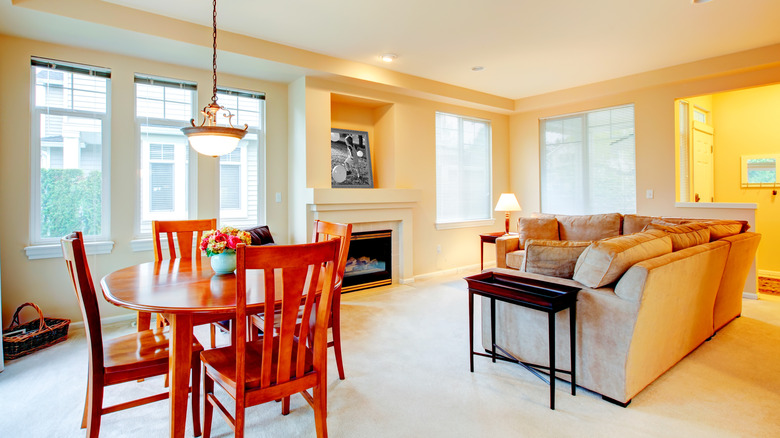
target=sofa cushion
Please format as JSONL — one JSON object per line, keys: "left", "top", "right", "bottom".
{"left": 689, "top": 219, "right": 746, "bottom": 241}
{"left": 622, "top": 215, "right": 657, "bottom": 235}
{"left": 555, "top": 213, "right": 622, "bottom": 241}
{"left": 643, "top": 221, "right": 711, "bottom": 251}
{"left": 517, "top": 217, "right": 559, "bottom": 250}
{"left": 506, "top": 250, "right": 525, "bottom": 270}
{"left": 243, "top": 225, "right": 275, "bottom": 245}
{"left": 521, "top": 239, "right": 591, "bottom": 279}
{"left": 573, "top": 229, "right": 672, "bottom": 288}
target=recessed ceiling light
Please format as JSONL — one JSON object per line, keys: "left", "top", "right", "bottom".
{"left": 380, "top": 53, "right": 397, "bottom": 63}
{"left": 472, "top": 66, "right": 485, "bottom": 72}
{"left": 692, "top": 0, "right": 713, "bottom": 4}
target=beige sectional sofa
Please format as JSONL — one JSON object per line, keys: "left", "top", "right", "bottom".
{"left": 483, "top": 213, "right": 761, "bottom": 406}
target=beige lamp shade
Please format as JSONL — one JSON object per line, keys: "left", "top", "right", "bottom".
{"left": 495, "top": 193, "right": 522, "bottom": 212}
{"left": 494, "top": 193, "right": 521, "bottom": 234}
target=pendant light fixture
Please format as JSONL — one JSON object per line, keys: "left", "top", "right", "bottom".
{"left": 182, "top": 0, "right": 247, "bottom": 157}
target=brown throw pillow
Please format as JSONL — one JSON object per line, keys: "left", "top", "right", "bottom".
{"left": 522, "top": 239, "right": 591, "bottom": 279}
{"left": 690, "top": 219, "right": 746, "bottom": 241}
{"left": 243, "top": 225, "right": 275, "bottom": 245}
{"left": 573, "top": 229, "right": 673, "bottom": 288}
{"left": 517, "top": 217, "right": 559, "bottom": 250}
{"left": 642, "top": 221, "right": 711, "bottom": 251}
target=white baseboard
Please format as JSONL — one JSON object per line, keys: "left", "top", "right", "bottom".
{"left": 743, "top": 292, "right": 759, "bottom": 300}
{"left": 69, "top": 312, "right": 135, "bottom": 330}
{"left": 413, "top": 262, "right": 495, "bottom": 282}
{"left": 758, "top": 270, "right": 780, "bottom": 279}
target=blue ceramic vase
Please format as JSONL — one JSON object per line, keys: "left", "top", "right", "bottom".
{"left": 210, "top": 252, "right": 237, "bottom": 275}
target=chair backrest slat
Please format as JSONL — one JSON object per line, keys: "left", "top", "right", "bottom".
{"left": 61, "top": 231, "right": 104, "bottom": 371}
{"left": 312, "top": 220, "right": 352, "bottom": 287}
{"left": 152, "top": 219, "right": 217, "bottom": 261}
{"left": 235, "top": 240, "right": 339, "bottom": 391}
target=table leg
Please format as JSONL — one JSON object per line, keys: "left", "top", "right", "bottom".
{"left": 549, "top": 311, "right": 555, "bottom": 410}
{"left": 570, "top": 302, "right": 576, "bottom": 396}
{"left": 490, "top": 298, "right": 496, "bottom": 363}
{"left": 469, "top": 291, "right": 474, "bottom": 372}
{"left": 169, "top": 314, "right": 193, "bottom": 438}
{"left": 480, "top": 241, "right": 484, "bottom": 271}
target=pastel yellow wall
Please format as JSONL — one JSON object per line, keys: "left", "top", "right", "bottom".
{"left": 710, "top": 84, "right": 780, "bottom": 272}
{"left": 295, "top": 78, "right": 511, "bottom": 276}
{"left": 0, "top": 34, "right": 289, "bottom": 324}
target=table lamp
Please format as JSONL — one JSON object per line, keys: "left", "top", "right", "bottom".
{"left": 495, "top": 193, "right": 522, "bottom": 235}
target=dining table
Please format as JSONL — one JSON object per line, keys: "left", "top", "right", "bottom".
{"left": 100, "top": 257, "right": 272, "bottom": 438}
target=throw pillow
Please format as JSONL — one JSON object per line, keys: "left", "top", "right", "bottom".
{"left": 572, "top": 229, "right": 672, "bottom": 288}
{"left": 521, "top": 239, "right": 591, "bottom": 279}
{"left": 517, "top": 217, "right": 559, "bottom": 250}
{"left": 683, "top": 219, "right": 746, "bottom": 240}
{"left": 642, "top": 221, "right": 711, "bottom": 251}
{"left": 243, "top": 225, "right": 275, "bottom": 246}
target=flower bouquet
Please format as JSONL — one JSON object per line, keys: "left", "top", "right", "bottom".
{"left": 200, "top": 226, "right": 251, "bottom": 274}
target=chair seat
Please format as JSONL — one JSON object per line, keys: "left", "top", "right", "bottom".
{"left": 202, "top": 336, "right": 313, "bottom": 389}
{"left": 104, "top": 327, "right": 203, "bottom": 374}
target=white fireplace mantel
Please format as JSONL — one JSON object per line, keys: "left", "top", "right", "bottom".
{"left": 305, "top": 188, "right": 421, "bottom": 284}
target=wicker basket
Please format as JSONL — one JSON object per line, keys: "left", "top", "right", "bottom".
{"left": 2, "top": 302, "right": 70, "bottom": 360}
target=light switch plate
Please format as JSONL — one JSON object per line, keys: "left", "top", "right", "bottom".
{"left": 646, "top": 189, "right": 654, "bottom": 199}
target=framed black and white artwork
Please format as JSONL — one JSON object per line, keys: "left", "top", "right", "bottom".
{"left": 331, "top": 128, "right": 374, "bottom": 188}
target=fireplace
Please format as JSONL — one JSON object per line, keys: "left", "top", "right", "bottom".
{"left": 342, "top": 230, "right": 392, "bottom": 293}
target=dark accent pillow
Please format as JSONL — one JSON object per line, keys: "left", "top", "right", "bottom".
{"left": 244, "top": 225, "right": 274, "bottom": 245}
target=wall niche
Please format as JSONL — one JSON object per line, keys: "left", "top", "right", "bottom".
{"left": 330, "top": 93, "right": 395, "bottom": 189}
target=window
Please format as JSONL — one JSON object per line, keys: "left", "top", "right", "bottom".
{"left": 216, "top": 87, "right": 265, "bottom": 228}
{"left": 30, "top": 58, "right": 111, "bottom": 245}
{"left": 435, "top": 112, "right": 492, "bottom": 228}
{"left": 135, "top": 75, "right": 196, "bottom": 235}
{"left": 540, "top": 105, "right": 636, "bottom": 215}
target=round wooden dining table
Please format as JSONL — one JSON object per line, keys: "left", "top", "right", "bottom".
{"left": 101, "top": 257, "right": 270, "bottom": 438}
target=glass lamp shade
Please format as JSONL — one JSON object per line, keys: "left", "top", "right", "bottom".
{"left": 494, "top": 193, "right": 522, "bottom": 212}
{"left": 182, "top": 125, "right": 245, "bottom": 157}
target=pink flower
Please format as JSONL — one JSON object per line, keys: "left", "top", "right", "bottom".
{"left": 214, "top": 233, "right": 228, "bottom": 243}
{"left": 227, "top": 235, "right": 242, "bottom": 249}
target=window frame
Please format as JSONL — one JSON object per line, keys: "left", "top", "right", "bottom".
{"left": 539, "top": 103, "right": 636, "bottom": 215}
{"left": 133, "top": 75, "right": 197, "bottom": 238}
{"left": 28, "top": 58, "right": 112, "bottom": 252}
{"left": 434, "top": 111, "right": 494, "bottom": 230}
{"left": 216, "top": 86, "right": 266, "bottom": 228}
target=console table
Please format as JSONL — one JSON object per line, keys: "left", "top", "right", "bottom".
{"left": 464, "top": 271, "right": 579, "bottom": 409}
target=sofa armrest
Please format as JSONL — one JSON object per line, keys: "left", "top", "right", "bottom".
{"left": 495, "top": 235, "right": 519, "bottom": 269}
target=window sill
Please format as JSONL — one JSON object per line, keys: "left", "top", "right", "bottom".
{"left": 435, "top": 219, "right": 495, "bottom": 230}
{"left": 130, "top": 238, "right": 153, "bottom": 252}
{"left": 25, "top": 241, "right": 114, "bottom": 260}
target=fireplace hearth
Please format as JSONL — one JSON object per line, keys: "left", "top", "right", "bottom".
{"left": 342, "top": 230, "right": 392, "bottom": 292}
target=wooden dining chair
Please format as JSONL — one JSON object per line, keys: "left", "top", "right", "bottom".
{"left": 201, "top": 240, "right": 340, "bottom": 438}
{"left": 148, "top": 219, "right": 229, "bottom": 348}
{"left": 250, "top": 220, "right": 352, "bottom": 379}
{"left": 61, "top": 231, "right": 203, "bottom": 438}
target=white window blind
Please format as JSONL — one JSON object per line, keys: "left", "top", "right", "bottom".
{"left": 435, "top": 112, "right": 492, "bottom": 226}
{"left": 540, "top": 104, "right": 636, "bottom": 215}
{"left": 135, "top": 75, "right": 195, "bottom": 235}
{"left": 216, "top": 87, "right": 265, "bottom": 228}
{"left": 30, "top": 57, "right": 111, "bottom": 244}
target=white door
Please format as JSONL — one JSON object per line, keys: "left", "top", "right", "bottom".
{"left": 692, "top": 121, "right": 714, "bottom": 203}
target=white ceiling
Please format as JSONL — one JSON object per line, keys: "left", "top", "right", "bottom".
{"left": 3, "top": 0, "right": 780, "bottom": 100}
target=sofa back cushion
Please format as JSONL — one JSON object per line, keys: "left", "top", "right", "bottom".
{"left": 643, "top": 221, "right": 710, "bottom": 251}
{"left": 573, "top": 229, "right": 672, "bottom": 288}
{"left": 555, "top": 213, "right": 622, "bottom": 241}
{"left": 517, "top": 217, "right": 559, "bottom": 249}
{"left": 521, "top": 239, "right": 591, "bottom": 279}
{"left": 622, "top": 214, "right": 657, "bottom": 235}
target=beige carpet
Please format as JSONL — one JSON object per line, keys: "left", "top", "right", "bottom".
{"left": 2, "top": 272, "right": 780, "bottom": 437}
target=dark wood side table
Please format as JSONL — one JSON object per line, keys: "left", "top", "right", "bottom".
{"left": 464, "top": 271, "right": 579, "bottom": 410}
{"left": 479, "top": 232, "right": 508, "bottom": 271}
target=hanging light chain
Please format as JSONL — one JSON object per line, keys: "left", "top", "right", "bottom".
{"left": 211, "top": 0, "right": 218, "bottom": 105}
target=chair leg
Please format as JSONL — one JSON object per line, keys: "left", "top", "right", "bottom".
{"left": 137, "top": 311, "right": 152, "bottom": 331}
{"left": 281, "top": 396, "right": 290, "bottom": 415}
{"left": 203, "top": 373, "right": 214, "bottom": 438}
{"left": 85, "top": 374, "right": 104, "bottom": 438}
{"left": 312, "top": 381, "right": 328, "bottom": 438}
{"left": 191, "top": 355, "right": 202, "bottom": 437}
{"left": 209, "top": 324, "right": 216, "bottom": 349}
{"left": 235, "top": 397, "right": 245, "bottom": 438}
{"left": 331, "top": 310, "right": 345, "bottom": 380}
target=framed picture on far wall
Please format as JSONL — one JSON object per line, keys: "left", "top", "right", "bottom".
{"left": 331, "top": 128, "right": 374, "bottom": 188}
